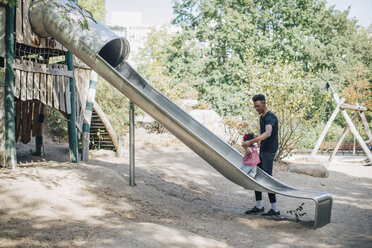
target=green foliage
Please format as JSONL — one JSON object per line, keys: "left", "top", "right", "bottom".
{"left": 79, "top": 0, "right": 105, "bottom": 23}
{"left": 135, "top": 26, "right": 198, "bottom": 104}
{"left": 240, "top": 62, "right": 326, "bottom": 159}
{"left": 287, "top": 202, "right": 307, "bottom": 221}
{"left": 45, "top": 106, "right": 68, "bottom": 137}
{"left": 163, "top": 0, "right": 372, "bottom": 157}
{"left": 170, "top": 0, "right": 371, "bottom": 109}
{"left": 340, "top": 62, "right": 372, "bottom": 120}
{"left": 221, "top": 117, "right": 251, "bottom": 146}
{"left": 91, "top": 128, "right": 104, "bottom": 150}
{"left": 3, "top": 0, "right": 98, "bottom": 30}
{"left": 296, "top": 121, "right": 345, "bottom": 149}
{"left": 1, "top": 0, "right": 17, "bottom": 6}
{"left": 95, "top": 78, "right": 130, "bottom": 136}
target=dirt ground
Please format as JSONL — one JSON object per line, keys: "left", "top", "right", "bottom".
{"left": 1, "top": 129, "right": 371, "bottom": 248}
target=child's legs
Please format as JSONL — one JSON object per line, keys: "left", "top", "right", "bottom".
{"left": 241, "top": 164, "right": 257, "bottom": 178}
{"left": 240, "top": 164, "right": 250, "bottom": 174}
{"left": 247, "top": 165, "right": 257, "bottom": 178}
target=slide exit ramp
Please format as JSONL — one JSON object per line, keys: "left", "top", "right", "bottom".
{"left": 29, "top": 0, "right": 332, "bottom": 229}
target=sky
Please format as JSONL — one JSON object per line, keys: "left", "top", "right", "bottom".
{"left": 326, "top": 0, "right": 372, "bottom": 28}
{"left": 105, "top": 0, "right": 372, "bottom": 28}
{"left": 105, "top": 0, "right": 175, "bottom": 26}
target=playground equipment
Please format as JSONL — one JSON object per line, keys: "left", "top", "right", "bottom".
{"left": 1, "top": 0, "right": 332, "bottom": 228}
{"left": 0, "top": 0, "right": 118, "bottom": 165}
{"left": 312, "top": 82, "right": 372, "bottom": 165}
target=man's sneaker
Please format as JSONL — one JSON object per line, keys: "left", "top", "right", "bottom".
{"left": 245, "top": 206, "right": 265, "bottom": 214}
{"left": 261, "top": 209, "right": 280, "bottom": 216}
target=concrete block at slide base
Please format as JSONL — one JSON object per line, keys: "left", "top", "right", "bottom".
{"left": 289, "top": 163, "right": 329, "bottom": 178}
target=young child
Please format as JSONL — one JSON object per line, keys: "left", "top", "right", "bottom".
{"left": 240, "top": 133, "right": 260, "bottom": 178}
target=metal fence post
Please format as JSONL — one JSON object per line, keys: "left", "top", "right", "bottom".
{"left": 129, "top": 101, "right": 136, "bottom": 186}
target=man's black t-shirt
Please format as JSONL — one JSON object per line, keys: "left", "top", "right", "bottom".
{"left": 260, "top": 111, "right": 279, "bottom": 153}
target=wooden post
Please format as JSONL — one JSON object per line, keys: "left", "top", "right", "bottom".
{"left": 25, "top": 101, "right": 33, "bottom": 143}
{"left": 32, "top": 101, "right": 40, "bottom": 137}
{"left": 4, "top": 4, "right": 17, "bottom": 168}
{"left": 14, "top": 63, "right": 20, "bottom": 98}
{"left": 15, "top": 99, "right": 21, "bottom": 142}
{"left": 81, "top": 71, "right": 97, "bottom": 162}
{"left": 0, "top": 3, "right": 6, "bottom": 166}
{"left": 58, "top": 65, "right": 65, "bottom": 112}
{"left": 34, "top": 104, "right": 46, "bottom": 156}
{"left": 53, "top": 64, "right": 60, "bottom": 109}
{"left": 20, "top": 65, "right": 27, "bottom": 101}
{"left": 64, "top": 76, "right": 71, "bottom": 114}
{"left": 334, "top": 94, "right": 372, "bottom": 163}
{"left": 26, "top": 61, "right": 33, "bottom": 100}
{"left": 359, "top": 110, "right": 372, "bottom": 143}
{"left": 311, "top": 95, "right": 345, "bottom": 156}
{"left": 47, "top": 66, "right": 53, "bottom": 106}
{"left": 40, "top": 65, "right": 47, "bottom": 105}
{"left": 329, "top": 112, "right": 358, "bottom": 162}
{"left": 339, "top": 107, "right": 372, "bottom": 163}
{"left": 66, "top": 51, "right": 79, "bottom": 163}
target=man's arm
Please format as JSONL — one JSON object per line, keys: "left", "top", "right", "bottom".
{"left": 242, "top": 124, "right": 272, "bottom": 147}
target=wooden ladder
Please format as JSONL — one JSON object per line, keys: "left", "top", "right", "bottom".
{"left": 90, "top": 109, "right": 116, "bottom": 151}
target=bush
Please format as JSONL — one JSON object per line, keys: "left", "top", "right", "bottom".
{"left": 95, "top": 77, "right": 136, "bottom": 136}
{"left": 45, "top": 106, "right": 68, "bottom": 138}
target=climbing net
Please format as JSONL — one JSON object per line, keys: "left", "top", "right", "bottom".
{"left": 15, "top": 39, "right": 67, "bottom": 65}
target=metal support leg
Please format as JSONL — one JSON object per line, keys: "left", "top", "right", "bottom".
{"left": 129, "top": 101, "right": 136, "bottom": 186}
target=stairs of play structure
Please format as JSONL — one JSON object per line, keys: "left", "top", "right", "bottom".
{"left": 89, "top": 110, "right": 116, "bottom": 151}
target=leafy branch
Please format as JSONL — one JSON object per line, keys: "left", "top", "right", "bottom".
{"left": 3, "top": 0, "right": 96, "bottom": 30}
{"left": 287, "top": 203, "right": 307, "bottom": 221}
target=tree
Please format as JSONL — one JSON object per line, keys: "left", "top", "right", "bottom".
{"left": 241, "top": 62, "right": 324, "bottom": 159}
{"left": 79, "top": 0, "right": 105, "bottom": 23}
{"left": 2, "top": 0, "right": 100, "bottom": 30}
{"left": 163, "top": 0, "right": 372, "bottom": 159}
{"left": 135, "top": 26, "right": 198, "bottom": 104}
{"left": 169, "top": 0, "right": 371, "bottom": 99}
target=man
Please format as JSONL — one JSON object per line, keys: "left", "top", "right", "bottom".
{"left": 243, "top": 94, "right": 280, "bottom": 216}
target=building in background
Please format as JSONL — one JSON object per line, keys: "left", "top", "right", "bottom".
{"left": 106, "top": 11, "right": 153, "bottom": 64}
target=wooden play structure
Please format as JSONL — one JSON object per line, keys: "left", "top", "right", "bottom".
{"left": 0, "top": 0, "right": 118, "bottom": 167}
{"left": 311, "top": 83, "right": 372, "bottom": 165}
{"left": 91, "top": 102, "right": 118, "bottom": 151}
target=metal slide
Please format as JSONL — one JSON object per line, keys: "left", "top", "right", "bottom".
{"left": 29, "top": 0, "right": 332, "bottom": 229}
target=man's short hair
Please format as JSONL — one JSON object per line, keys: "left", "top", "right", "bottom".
{"left": 252, "top": 94, "right": 266, "bottom": 103}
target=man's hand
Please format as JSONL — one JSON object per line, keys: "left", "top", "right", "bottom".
{"left": 242, "top": 140, "right": 252, "bottom": 148}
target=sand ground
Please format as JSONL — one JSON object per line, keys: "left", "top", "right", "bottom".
{"left": 1, "top": 130, "right": 371, "bottom": 248}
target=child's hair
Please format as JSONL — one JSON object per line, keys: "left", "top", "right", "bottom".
{"left": 243, "top": 133, "right": 255, "bottom": 141}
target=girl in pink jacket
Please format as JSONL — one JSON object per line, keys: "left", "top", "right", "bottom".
{"left": 240, "top": 133, "right": 260, "bottom": 178}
